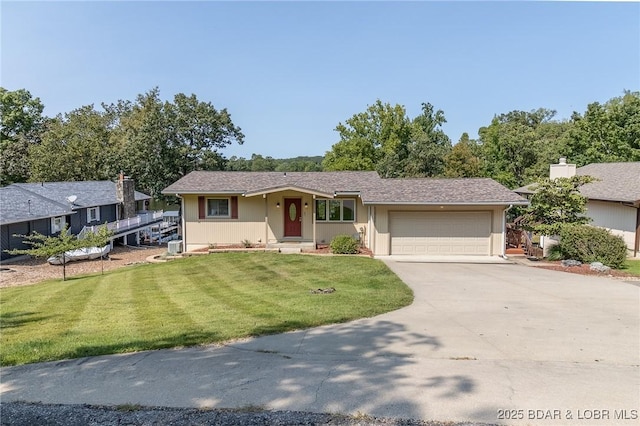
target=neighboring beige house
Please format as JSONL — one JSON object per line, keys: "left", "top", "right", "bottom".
{"left": 162, "top": 171, "right": 528, "bottom": 257}
{"left": 518, "top": 159, "right": 640, "bottom": 257}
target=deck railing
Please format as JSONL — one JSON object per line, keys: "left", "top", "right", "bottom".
{"left": 78, "top": 211, "right": 164, "bottom": 239}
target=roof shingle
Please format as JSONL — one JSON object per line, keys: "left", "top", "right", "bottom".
{"left": 162, "top": 171, "right": 527, "bottom": 205}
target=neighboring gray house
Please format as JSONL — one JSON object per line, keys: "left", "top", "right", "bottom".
{"left": 1, "top": 176, "right": 153, "bottom": 260}
{"left": 517, "top": 159, "right": 640, "bottom": 257}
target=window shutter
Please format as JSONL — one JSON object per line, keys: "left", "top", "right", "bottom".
{"left": 231, "top": 196, "right": 238, "bottom": 219}
{"left": 198, "top": 196, "right": 205, "bottom": 219}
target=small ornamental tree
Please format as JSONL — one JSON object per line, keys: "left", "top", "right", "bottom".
{"left": 520, "top": 175, "right": 595, "bottom": 235}
{"left": 5, "top": 224, "right": 114, "bottom": 281}
{"left": 6, "top": 224, "right": 80, "bottom": 281}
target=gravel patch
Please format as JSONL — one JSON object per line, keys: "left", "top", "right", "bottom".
{"left": 0, "top": 245, "right": 168, "bottom": 288}
{"left": 0, "top": 402, "right": 496, "bottom": 426}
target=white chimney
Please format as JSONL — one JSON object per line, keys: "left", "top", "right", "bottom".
{"left": 550, "top": 157, "right": 576, "bottom": 179}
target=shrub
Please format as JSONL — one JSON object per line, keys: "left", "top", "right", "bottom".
{"left": 558, "top": 225, "right": 628, "bottom": 268}
{"left": 330, "top": 235, "right": 360, "bottom": 254}
{"left": 546, "top": 243, "right": 564, "bottom": 261}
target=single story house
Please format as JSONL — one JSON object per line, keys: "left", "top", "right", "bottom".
{"left": 516, "top": 159, "right": 640, "bottom": 257}
{"left": 1, "top": 176, "right": 152, "bottom": 260}
{"left": 162, "top": 171, "right": 528, "bottom": 257}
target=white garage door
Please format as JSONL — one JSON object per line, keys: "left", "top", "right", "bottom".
{"left": 390, "top": 211, "right": 491, "bottom": 255}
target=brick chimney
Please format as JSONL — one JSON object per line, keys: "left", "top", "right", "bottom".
{"left": 116, "top": 172, "right": 137, "bottom": 219}
{"left": 549, "top": 157, "right": 576, "bottom": 180}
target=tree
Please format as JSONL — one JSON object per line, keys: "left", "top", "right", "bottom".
{"left": 0, "top": 88, "right": 45, "bottom": 185}
{"left": 323, "top": 100, "right": 451, "bottom": 178}
{"left": 478, "top": 108, "right": 569, "bottom": 188}
{"left": 81, "top": 226, "right": 114, "bottom": 275}
{"left": 519, "top": 175, "right": 594, "bottom": 235}
{"left": 404, "top": 103, "right": 452, "bottom": 177}
{"left": 6, "top": 225, "right": 79, "bottom": 281}
{"left": 111, "top": 88, "right": 244, "bottom": 199}
{"left": 443, "top": 133, "right": 483, "bottom": 178}
{"left": 566, "top": 90, "right": 640, "bottom": 165}
{"left": 29, "top": 105, "right": 115, "bottom": 182}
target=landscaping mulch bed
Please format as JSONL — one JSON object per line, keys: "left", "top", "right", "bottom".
{"left": 535, "top": 261, "right": 640, "bottom": 280}
{"left": 0, "top": 245, "right": 168, "bottom": 288}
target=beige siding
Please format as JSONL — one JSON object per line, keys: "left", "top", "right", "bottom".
{"left": 372, "top": 205, "right": 505, "bottom": 256}
{"left": 587, "top": 200, "right": 637, "bottom": 250}
{"left": 182, "top": 193, "right": 368, "bottom": 251}
{"left": 183, "top": 195, "right": 267, "bottom": 251}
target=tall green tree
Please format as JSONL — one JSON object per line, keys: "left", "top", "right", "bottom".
{"left": 323, "top": 100, "right": 411, "bottom": 175}
{"left": 443, "top": 133, "right": 483, "bottom": 178}
{"left": 404, "top": 103, "right": 452, "bottom": 177}
{"left": 478, "top": 108, "right": 568, "bottom": 188}
{"left": 0, "top": 88, "right": 45, "bottom": 184}
{"left": 323, "top": 100, "right": 451, "bottom": 177}
{"left": 29, "top": 105, "right": 115, "bottom": 182}
{"left": 566, "top": 90, "right": 640, "bottom": 165}
{"left": 111, "top": 88, "right": 244, "bottom": 198}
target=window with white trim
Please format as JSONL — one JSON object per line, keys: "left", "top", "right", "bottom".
{"left": 87, "top": 207, "right": 100, "bottom": 223}
{"left": 315, "top": 199, "right": 356, "bottom": 222}
{"left": 207, "top": 198, "right": 230, "bottom": 218}
{"left": 51, "top": 216, "right": 64, "bottom": 233}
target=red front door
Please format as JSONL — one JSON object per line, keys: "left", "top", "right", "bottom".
{"left": 284, "top": 198, "right": 302, "bottom": 237}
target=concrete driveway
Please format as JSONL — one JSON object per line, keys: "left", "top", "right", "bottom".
{"left": 1, "top": 261, "right": 638, "bottom": 425}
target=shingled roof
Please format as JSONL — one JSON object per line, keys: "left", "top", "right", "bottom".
{"left": 576, "top": 162, "right": 640, "bottom": 205}
{"left": 0, "top": 185, "right": 73, "bottom": 226}
{"left": 1, "top": 181, "right": 152, "bottom": 226}
{"left": 162, "top": 171, "right": 528, "bottom": 205}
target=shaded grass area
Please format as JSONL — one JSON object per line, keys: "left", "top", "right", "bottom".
{"left": 0, "top": 253, "right": 413, "bottom": 366}
{"left": 623, "top": 259, "right": 640, "bottom": 275}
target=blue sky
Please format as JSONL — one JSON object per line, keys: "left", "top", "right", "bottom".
{"left": 2, "top": 1, "right": 639, "bottom": 159}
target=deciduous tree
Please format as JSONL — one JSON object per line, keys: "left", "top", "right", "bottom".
{"left": 0, "top": 88, "right": 45, "bottom": 184}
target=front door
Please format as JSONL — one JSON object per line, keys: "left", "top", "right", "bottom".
{"left": 284, "top": 198, "right": 302, "bottom": 237}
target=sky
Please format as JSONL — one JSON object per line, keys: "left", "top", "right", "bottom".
{"left": 2, "top": 1, "right": 639, "bottom": 159}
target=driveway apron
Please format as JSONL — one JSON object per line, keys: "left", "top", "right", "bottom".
{"left": 1, "top": 261, "right": 638, "bottom": 425}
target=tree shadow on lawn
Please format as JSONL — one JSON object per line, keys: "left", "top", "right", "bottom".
{"left": 0, "top": 311, "right": 56, "bottom": 330}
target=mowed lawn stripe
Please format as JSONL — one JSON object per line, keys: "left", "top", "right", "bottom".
{"left": 1, "top": 253, "right": 413, "bottom": 366}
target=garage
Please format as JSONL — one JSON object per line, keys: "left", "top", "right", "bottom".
{"left": 390, "top": 211, "right": 491, "bottom": 255}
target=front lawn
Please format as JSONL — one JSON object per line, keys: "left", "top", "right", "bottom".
{"left": 0, "top": 253, "right": 413, "bottom": 366}
{"left": 623, "top": 259, "right": 640, "bottom": 276}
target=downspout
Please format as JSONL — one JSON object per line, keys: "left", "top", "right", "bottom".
{"left": 367, "top": 205, "right": 372, "bottom": 251}
{"left": 502, "top": 204, "right": 513, "bottom": 259}
{"left": 264, "top": 194, "right": 268, "bottom": 246}
{"left": 178, "top": 194, "right": 186, "bottom": 253}
{"left": 635, "top": 205, "right": 639, "bottom": 258}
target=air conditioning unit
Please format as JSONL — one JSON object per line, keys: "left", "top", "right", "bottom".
{"left": 167, "top": 240, "right": 182, "bottom": 255}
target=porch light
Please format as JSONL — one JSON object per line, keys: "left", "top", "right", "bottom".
{"left": 304, "top": 202, "right": 308, "bottom": 208}
{"left": 276, "top": 202, "right": 280, "bottom": 208}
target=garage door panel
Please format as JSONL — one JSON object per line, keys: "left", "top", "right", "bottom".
{"left": 390, "top": 212, "right": 491, "bottom": 255}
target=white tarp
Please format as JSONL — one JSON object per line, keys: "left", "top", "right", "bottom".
{"left": 47, "top": 245, "right": 111, "bottom": 265}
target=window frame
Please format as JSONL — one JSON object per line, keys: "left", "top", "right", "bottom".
{"left": 51, "top": 216, "right": 64, "bottom": 233}
{"left": 315, "top": 198, "right": 356, "bottom": 222}
{"left": 87, "top": 207, "right": 100, "bottom": 223}
{"left": 206, "top": 197, "right": 231, "bottom": 218}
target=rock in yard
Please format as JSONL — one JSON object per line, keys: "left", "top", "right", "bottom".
{"left": 590, "top": 262, "right": 611, "bottom": 273}
{"left": 561, "top": 259, "right": 582, "bottom": 267}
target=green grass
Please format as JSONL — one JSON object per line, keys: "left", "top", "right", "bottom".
{"left": 623, "top": 259, "right": 640, "bottom": 275}
{"left": 0, "top": 253, "right": 413, "bottom": 366}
